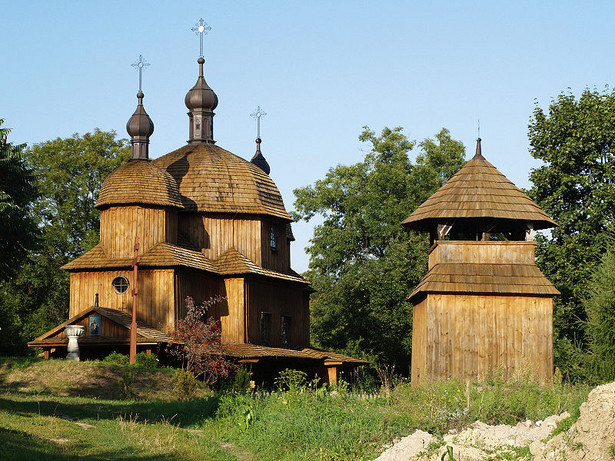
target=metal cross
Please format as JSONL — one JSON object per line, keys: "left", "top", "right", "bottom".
{"left": 251, "top": 106, "right": 267, "bottom": 139}
{"left": 192, "top": 18, "right": 211, "bottom": 58}
{"left": 131, "top": 55, "right": 150, "bottom": 93}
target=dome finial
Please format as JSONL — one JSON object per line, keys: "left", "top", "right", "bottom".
{"left": 475, "top": 137, "right": 483, "bottom": 158}
{"left": 250, "top": 106, "right": 270, "bottom": 174}
{"left": 127, "top": 55, "right": 154, "bottom": 160}
{"left": 186, "top": 19, "right": 217, "bottom": 144}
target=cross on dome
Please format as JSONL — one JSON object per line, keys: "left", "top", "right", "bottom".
{"left": 191, "top": 18, "right": 211, "bottom": 58}
{"left": 251, "top": 106, "right": 267, "bottom": 139}
{"left": 131, "top": 54, "right": 150, "bottom": 93}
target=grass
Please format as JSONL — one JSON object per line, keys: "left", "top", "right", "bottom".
{"left": 0, "top": 358, "right": 592, "bottom": 460}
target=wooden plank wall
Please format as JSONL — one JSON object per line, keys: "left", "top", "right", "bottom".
{"left": 100, "top": 206, "right": 177, "bottom": 258}
{"left": 174, "top": 269, "right": 228, "bottom": 322}
{"left": 410, "top": 299, "right": 427, "bottom": 383}
{"left": 412, "top": 294, "right": 553, "bottom": 383}
{"left": 221, "top": 278, "right": 245, "bottom": 344}
{"left": 50, "top": 315, "right": 128, "bottom": 340}
{"left": 429, "top": 241, "right": 535, "bottom": 269}
{"left": 69, "top": 269, "right": 175, "bottom": 333}
{"left": 260, "top": 219, "right": 291, "bottom": 272}
{"left": 245, "top": 278, "right": 309, "bottom": 348}
{"left": 180, "top": 214, "right": 262, "bottom": 263}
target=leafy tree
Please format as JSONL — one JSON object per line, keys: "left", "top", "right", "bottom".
{"left": 583, "top": 233, "right": 615, "bottom": 384}
{"left": 293, "top": 127, "right": 465, "bottom": 370}
{"left": 168, "top": 296, "right": 238, "bottom": 386}
{"left": 0, "top": 130, "right": 130, "bottom": 354}
{"left": 0, "top": 119, "right": 38, "bottom": 281}
{"left": 528, "top": 88, "right": 615, "bottom": 379}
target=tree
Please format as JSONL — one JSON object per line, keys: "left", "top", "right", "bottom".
{"left": 528, "top": 88, "right": 615, "bottom": 379}
{"left": 293, "top": 127, "right": 465, "bottom": 370}
{"left": 0, "top": 130, "right": 130, "bottom": 354}
{"left": 0, "top": 119, "right": 38, "bottom": 281}
{"left": 169, "top": 296, "right": 238, "bottom": 386}
{"left": 583, "top": 234, "right": 615, "bottom": 384}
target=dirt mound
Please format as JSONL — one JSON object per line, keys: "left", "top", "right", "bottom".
{"left": 375, "top": 381, "right": 615, "bottom": 461}
{"left": 533, "top": 381, "right": 615, "bottom": 461}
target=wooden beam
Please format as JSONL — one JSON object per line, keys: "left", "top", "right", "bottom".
{"left": 239, "top": 358, "right": 260, "bottom": 364}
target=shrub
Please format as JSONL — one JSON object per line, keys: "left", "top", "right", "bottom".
{"left": 168, "top": 296, "right": 238, "bottom": 386}
{"left": 232, "top": 366, "right": 252, "bottom": 393}
{"left": 275, "top": 368, "right": 307, "bottom": 392}
{"left": 119, "top": 369, "right": 134, "bottom": 400}
{"left": 173, "top": 368, "right": 199, "bottom": 401}
{"left": 104, "top": 351, "right": 129, "bottom": 366}
{"left": 134, "top": 352, "right": 158, "bottom": 369}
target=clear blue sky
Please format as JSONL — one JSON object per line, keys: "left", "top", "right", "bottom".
{"left": 3, "top": 1, "right": 615, "bottom": 272}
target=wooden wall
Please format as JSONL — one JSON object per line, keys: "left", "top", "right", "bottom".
{"left": 411, "top": 293, "right": 553, "bottom": 384}
{"left": 174, "top": 269, "right": 228, "bottom": 322}
{"left": 100, "top": 206, "right": 177, "bottom": 258}
{"left": 49, "top": 315, "right": 129, "bottom": 340}
{"left": 260, "top": 219, "right": 291, "bottom": 272}
{"left": 245, "top": 278, "right": 309, "bottom": 348}
{"left": 69, "top": 269, "right": 175, "bottom": 333}
{"left": 429, "top": 240, "right": 535, "bottom": 269}
{"left": 180, "top": 214, "right": 262, "bottom": 263}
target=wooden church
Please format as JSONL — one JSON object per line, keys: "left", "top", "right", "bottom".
{"left": 29, "top": 32, "right": 365, "bottom": 383}
{"left": 403, "top": 139, "right": 559, "bottom": 384}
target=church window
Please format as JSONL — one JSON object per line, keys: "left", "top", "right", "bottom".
{"left": 281, "top": 315, "right": 291, "bottom": 347}
{"left": 112, "top": 276, "right": 130, "bottom": 294}
{"left": 260, "top": 312, "right": 271, "bottom": 346}
{"left": 270, "top": 224, "right": 278, "bottom": 251}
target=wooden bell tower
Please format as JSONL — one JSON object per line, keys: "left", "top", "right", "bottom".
{"left": 403, "top": 139, "right": 559, "bottom": 384}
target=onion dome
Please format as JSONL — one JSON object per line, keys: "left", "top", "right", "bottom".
{"left": 153, "top": 142, "right": 291, "bottom": 220}
{"left": 126, "top": 92, "right": 155, "bottom": 160}
{"left": 402, "top": 138, "right": 556, "bottom": 233}
{"left": 185, "top": 58, "right": 218, "bottom": 143}
{"left": 251, "top": 138, "right": 270, "bottom": 174}
{"left": 95, "top": 160, "right": 183, "bottom": 210}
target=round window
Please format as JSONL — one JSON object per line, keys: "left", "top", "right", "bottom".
{"left": 112, "top": 276, "right": 130, "bottom": 294}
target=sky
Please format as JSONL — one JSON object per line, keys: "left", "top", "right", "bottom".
{"left": 3, "top": 1, "right": 615, "bottom": 273}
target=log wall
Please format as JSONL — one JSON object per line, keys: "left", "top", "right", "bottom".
{"left": 411, "top": 293, "right": 553, "bottom": 384}
{"left": 100, "top": 206, "right": 177, "bottom": 258}
{"left": 69, "top": 269, "right": 175, "bottom": 333}
{"left": 429, "top": 240, "right": 535, "bottom": 268}
{"left": 221, "top": 277, "right": 246, "bottom": 344}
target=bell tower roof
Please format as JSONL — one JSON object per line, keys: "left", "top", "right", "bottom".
{"left": 402, "top": 138, "right": 556, "bottom": 232}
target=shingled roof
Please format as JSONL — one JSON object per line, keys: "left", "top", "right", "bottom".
{"left": 153, "top": 143, "right": 291, "bottom": 221}
{"left": 223, "top": 343, "right": 368, "bottom": 364}
{"left": 95, "top": 159, "right": 184, "bottom": 210}
{"left": 402, "top": 139, "right": 556, "bottom": 231}
{"left": 61, "top": 243, "right": 309, "bottom": 285}
{"left": 408, "top": 262, "right": 560, "bottom": 302}
{"left": 28, "top": 306, "right": 173, "bottom": 347}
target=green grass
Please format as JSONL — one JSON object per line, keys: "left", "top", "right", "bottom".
{"left": 0, "top": 358, "right": 592, "bottom": 460}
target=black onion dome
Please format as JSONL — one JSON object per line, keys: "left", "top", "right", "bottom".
{"left": 185, "top": 58, "right": 218, "bottom": 112}
{"left": 126, "top": 92, "right": 154, "bottom": 140}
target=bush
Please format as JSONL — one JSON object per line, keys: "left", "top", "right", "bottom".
{"left": 275, "top": 368, "right": 307, "bottom": 392}
{"left": 232, "top": 366, "right": 252, "bottom": 393}
{"left": 119, "top": 369, "right": 134, "bottom": 400}
{"left": 134, "top": 352, "right": 158, "bottom": 369}
{"left": 103, "top": 351, "right": 129, "bottom": 366}
{"left": 173, "top": 368, "right": 199, "bottom": 401}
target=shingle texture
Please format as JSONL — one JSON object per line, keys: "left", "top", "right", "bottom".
{"left": 96, "top": 159, "right": 183, "bottom": 209}
{"left": 223, "top": 343, "right": 368, "bottom": 364}
{"left": 402, "top": 153, "right": 556, "bottom": 231}
{"left": 153, "top": 143, "right": 291, "bottom": 220}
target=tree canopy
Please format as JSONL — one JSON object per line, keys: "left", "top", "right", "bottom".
{"left": 0, "top": 119, "right": 38, "bottom": 281}
{"left": 0, "top": 130, "right": 129, "bottom": 354}
{"left": 293, "top": 127, "right": 465, "bottom": 369}
{"left": 528, "top": 88, "right": 615, "bottom": 379}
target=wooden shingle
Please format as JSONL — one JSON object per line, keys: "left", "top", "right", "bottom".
{"left": 402, "top": 151, "right": 556, "bottom": 231}
{"left": 153, "top": 143, "right": 292, "bottom": 221}
{"left": 96, "top": 159, "right": 183, "bottom": 209}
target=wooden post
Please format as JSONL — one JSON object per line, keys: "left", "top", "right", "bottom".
{"left": 130, "top": 236, "right": 140, "bottom": 364}
{"left": 327, "top": 366, "right": 337, "bottom": 385}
